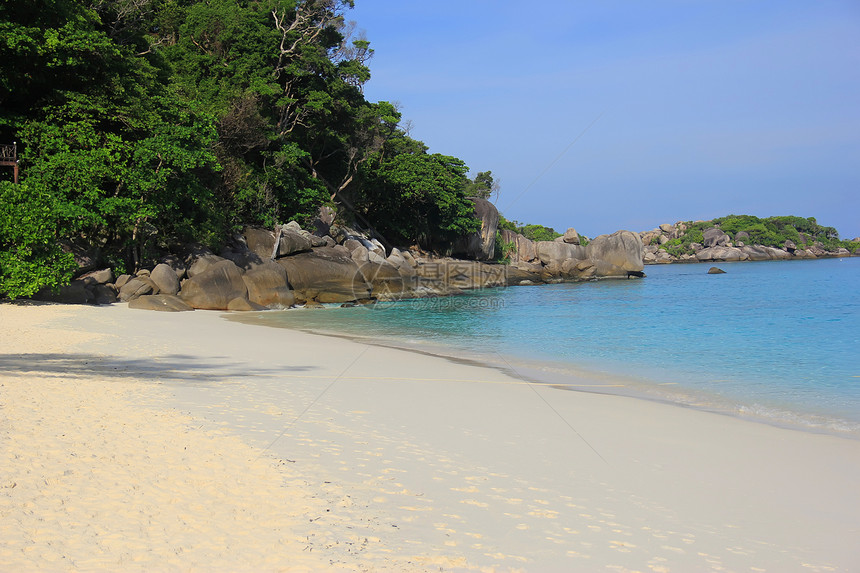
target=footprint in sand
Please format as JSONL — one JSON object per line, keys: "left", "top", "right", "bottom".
{"left": 460, "top": 500, "right": 489, "bottom": 508}
{"left": 661, "top": 545, "right": 685, "bottom": 554}
{"left": 451, "top": 486, "right": 480, "bottom": 493}
{"left": 609, "top": 540, "right": 636, "bottom": 553}
{"left": 527, "top": 509, "right": 559, "bottom": 519}
{"left": 566, "top": 550, "right": 591, "bottom": 560}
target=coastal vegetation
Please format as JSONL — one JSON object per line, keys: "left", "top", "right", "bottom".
{"left": 499, "top": 217, "right": 566, "bottom": 243}
{"left": 0, "top": 0, "right": 485, "bottom": 297}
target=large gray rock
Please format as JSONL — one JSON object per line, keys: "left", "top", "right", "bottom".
{"left": 343, "top": 238, "right": 364, "bottom": 253}
{"left": 242, "top": 261, "right": 295, "bottom": 308}
{"left": 740, "top": 245, "right": 773, "bottom": 261}
{"left": 400, "top": 250, "right": 418, "bottom": 268}
{"left": 186, "top": 254, "right": 227, "bottom": 278}
{"left": 504, "top": 265, "right": 542, "bottom": 286}
{"left": 159, "top": 255, "right": 187, "bottom": 280}
{"left": 150, "top": 263, "right": 181, "bottom": 295}
{"left": 768, "top": 247, "right": 792, "bottom": 260}
{"left": 128, "top": 294, "right": 194, "bottom": 312}
{"left": 244, "top": 227, "right": 278, "bottom": 259}
{"left": 358, "top": 260, "right": 407, "bottom": 300}
{"left": 536, "top": 241, "right": 587, "bottom": 266}
{"left": 385, "top": 250, "right": 418, "bottom": 287}
{"left": 453, "top": 198, "right": 500, "bottom": 261}
{"left": 278, "top": 229, "right": 313, "bottom": 257}
{"left": 703, "top": 227, "right": 730, "bottom": 248}
{"left": 561, "top": 258, "right": 595, "bottom": 279}
{"left": 514, "top": 234, "right": 537, "bottom": 262}
{"left": 562, "top": 228, "right": 580, "bottom": 245}
{"left": 78, "top": 268, "right": 113, "bottom": 286}
{"left": 696, "top": 246, "right": 746, "bottom": 262}
{"left": 350, "top": 243, "right": 370, "bottom": 264}
{"left": 180, "top": 260, "right": 248, "bottom": 310}
{"left": 277, "top": 248, "right": 370, "bottom": 303}
{"left": 367, "top": 250, "right": 386, "bottom": 265}
{"left": 34, "top": 281, "right": 91, "bottom": 305}
{"left": 89, "top": 284, "right": 116, "bottom": 305}
{"left": 119, "top": 276, "right": 159, "bottom": 302}
{"left": 585, "top": 230, "right": 644, "bottom": 276}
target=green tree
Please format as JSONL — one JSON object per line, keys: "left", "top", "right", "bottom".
{"left": 359, "top": 150, "right": 479, "bottom": 247}
{"left": 520, "top": 224, "right": 561, "bottom": 242}
{"left": 0, "top": 0, "right": 505, "bottom": 297}
{"left": 465, "top": 170, "right": 499, "bottom": 200}
{"left": 0, "top": 0, "right": 218, "bottom": 294}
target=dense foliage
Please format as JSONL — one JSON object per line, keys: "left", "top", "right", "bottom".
{"left": 498, "top": 216, "right": 563, "bottom": 242}
{"left": 0, "top": 0, "right": 484, "bottom": 296}
{"left": 713, "top": 215, "right": 840, "bottom": 248}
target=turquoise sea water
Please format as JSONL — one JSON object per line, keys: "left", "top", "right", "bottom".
{"left": 237, "top": 257, "right": 860, "bottom": 436}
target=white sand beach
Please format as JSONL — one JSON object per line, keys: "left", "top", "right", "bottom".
{"left": 1, "top": 302, "right": 859, "bottom": 572}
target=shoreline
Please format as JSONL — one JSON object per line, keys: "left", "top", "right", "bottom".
{"left": 3, "top": 302, "right": 860, "bottom": 571}
{"left": 227, "top": 305, "right": 860, "bottom": 441}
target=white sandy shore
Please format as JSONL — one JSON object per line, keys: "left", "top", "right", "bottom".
{"left": 1, "top": 302, "right": 859, "bottom": 572}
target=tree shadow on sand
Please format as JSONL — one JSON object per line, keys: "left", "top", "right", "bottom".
{"left": 0, "top": 353, "right": 315, "bottom": 387}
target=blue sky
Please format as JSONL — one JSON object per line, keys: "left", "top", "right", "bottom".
{"left": 347, "top": 0, "right": 860, "bottom": 239}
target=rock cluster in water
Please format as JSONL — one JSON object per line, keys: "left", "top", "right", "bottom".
{"left": 640, "top": 222, "right": 858, "bottom": 264}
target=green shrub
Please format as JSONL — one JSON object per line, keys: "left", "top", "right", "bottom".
{"left": 520, "top": 224, "right": 561, "bottom": 242}
{"left": 0, "top": 181, "right": 77, "bottom": 298}
{"left": 493, "top": 231, "right": 515, "bottom": 264}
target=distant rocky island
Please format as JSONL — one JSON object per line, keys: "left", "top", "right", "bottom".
{"left": 638, "top": 215, "right": 860, "bottom": 264}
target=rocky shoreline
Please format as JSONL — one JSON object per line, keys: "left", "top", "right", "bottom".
{"left": 32, "top": 200, "right": 645, "bottom": 311}
{"left": 30, "top": 206, "right": 859, "bottom": 311}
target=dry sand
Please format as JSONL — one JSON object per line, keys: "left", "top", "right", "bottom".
{"left": 1, "top": 302, "right": 859, "bottom": 572}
